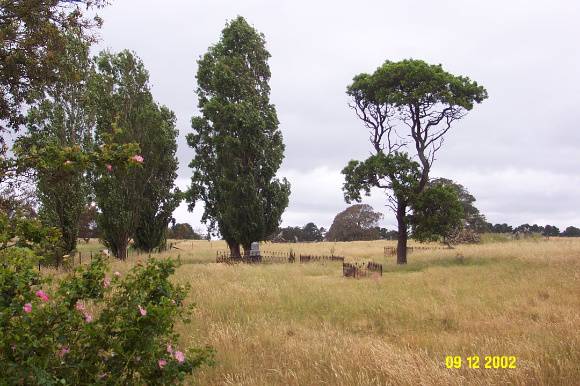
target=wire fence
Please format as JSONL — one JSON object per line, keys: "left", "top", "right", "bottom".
{"left": 299, "top": 254, "right": 345, "bottom": 263}
{"left": 215, "top": 250, "right": 296, "bottom": 264}
{"left": 342, "top": 261, "right": 383, "bottom": 278}
{"left": 215, "top": 250, "right": 349, "bottom": 264}
{"left": 38, "top": 242, "right": 180, "bottom": 271}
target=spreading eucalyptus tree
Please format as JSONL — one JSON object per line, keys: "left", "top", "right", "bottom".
{"left": 342, "top": 59, "right": 487, "bottom": 263}
{"left": 187, "top": 16, "right": 290, "bottom": 258}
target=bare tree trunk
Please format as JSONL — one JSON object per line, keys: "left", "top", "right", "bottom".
{"left": 396, "top": 201, "right": 408, "bottom": 264}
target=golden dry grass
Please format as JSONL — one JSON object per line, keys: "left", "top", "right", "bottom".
{"left": 67, "top": 238, "right": 580, "bottom": 385}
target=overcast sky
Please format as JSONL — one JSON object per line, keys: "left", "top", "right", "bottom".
{"left": 93, "top": 0, "right": 580, "bottom": 231}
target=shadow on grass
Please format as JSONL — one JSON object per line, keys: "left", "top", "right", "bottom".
{"left": 383, "top": 255, "right": 502, "bottom": 273}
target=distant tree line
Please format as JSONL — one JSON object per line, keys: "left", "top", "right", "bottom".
{"left": 267, "top": 212, "right": 400, "bottom": 243}
{"left": 269, "top": 222, "right": 325, "bottom": 242}
{"left": 484, "top": 223, "right": 580, "bottom": 237}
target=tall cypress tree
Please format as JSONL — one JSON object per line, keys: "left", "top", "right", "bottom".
{"left": 90, "top": 50, "right": 179, "bottom": 259}
{"left": 187, "top": 16, "right": 290, "bottom": 257}
{"left": 133, "top": 105, "right": 181, "bottom": 253}
{"left": 16, "top": 32, "right": 94, "bottom": 255}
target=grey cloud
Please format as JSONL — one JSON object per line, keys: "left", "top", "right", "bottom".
{"left": 93, "top": 0, "right": 580, "bottom": 230}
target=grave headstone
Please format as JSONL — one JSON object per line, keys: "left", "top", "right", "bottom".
{"left": 249, "top": 242, "right": 260, "bottom": 257}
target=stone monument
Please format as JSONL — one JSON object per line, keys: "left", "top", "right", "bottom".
{"left": 249, "top": 242, "right": 260, "bottom": 257}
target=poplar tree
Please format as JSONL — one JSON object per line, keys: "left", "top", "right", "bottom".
{"left": 91, "top": 50, "right": 179, "bottom": 259}
{"left": 187, "top": 16, "right": 290, "bottom": 258}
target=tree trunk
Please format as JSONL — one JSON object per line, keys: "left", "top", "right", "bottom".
{"left": 242, "top": 243, "right": 251, "bottom": 257}
{"left": 116, "top": 238, "right": 128, "bottom": 260}
{"left": 396, "top": 201, "right": 408, "bottom": 264}
{"left": 227, "top": 240, "right": 241, "bottom": 259}
{"left": 111, "top": 235, "right": 128, "bottom": 260}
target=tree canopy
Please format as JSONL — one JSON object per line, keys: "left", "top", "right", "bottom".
{"left": 167, "top": 223, "right": 203, "bottom": 240}
{"left": 0, "top": 0, "right": 107, "bottom": 137}
{"left": 91, "top": 50, "right": 179, "bottom": 258}
{"left": 343, "top": 59, "right": 487, "bottom": 263}
{"left": 270, "top": 223, "right": 325, "bottom": 242}
{"left": 410, "top": 184, "right": 464, "bottom": 242}
{"left": 186, "top": 16, "right": 290, "bottom": 257}
{"left": 561, "top": 226, "right": 580, "bottom": 237}
{"left": 326, "top": 204, "right": 383, "bottom": 242}
{"left": 429, "top": 178, "right": 487, "bottom": 232}
{"left": 15, "top": 32, "right": 94, "bottom": 254}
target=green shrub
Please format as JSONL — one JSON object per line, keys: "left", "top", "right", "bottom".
{"left": 0, "top": 249, "right": 212, "bottom": 385}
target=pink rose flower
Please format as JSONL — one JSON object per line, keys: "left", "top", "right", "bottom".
{"left": 35, "top": 290, "right": 49, "bottom": 302}
{"left": 103, "top": 277, "right": 111, "bottom": 288}
{"left": 131, "top": 154, "right": 144, "bottom": 163}
{"left": 106, "top": 164, "right": 113, "bottom": 172}
{"left": 23, "top": 303, "right": 32, "bottom": 313}
{"left": 138, "top": 305, "right": 147, "bottom": 316}
{"left": 84, "top": 313, "right": 93, "bottom": 323}
{"left": 114, "top": 271, "right": 121, "bottom": 277}
{"left": 166, "top": 344, "right": 173, "bottom": 354}
{"left": 36, "top": 290, "right": 49, "bottom": 302}
{"left": 174, "top": 351, "right": 185, "bottom": 363}
{"left": 75, "top": 301, "right": 85, "bottom": 311}
{"left": 57, "top": 346, "right": 70, "bottom": 358}
{"left": 158, "top": 359, "right": 167, "bottom": 369}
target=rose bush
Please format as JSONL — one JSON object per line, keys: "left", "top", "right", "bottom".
{"left": 0, "top": 249, "right": 212, "bottom": 385}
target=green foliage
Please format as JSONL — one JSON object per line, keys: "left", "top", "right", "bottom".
{"left": 15, "top": 32, "right": 94, "bottom": 254}
{"left": 487, "top": 223, "right": 513, "bottom": 233}
{"left": 326, "top": 204, "right": 383, "bottom": 242}
{"left": 410, "top": 184, "right": 464, "bottom": 242}
{"left": 90, "top": 50, "right": 179, "bottom": 258}
{"left": 78, "top": 204, "right": 99, "bottom": 241}
{"left": 561, "top": 226, "right": 580, "bottom": 237}
{"left": 0, "top": 211, "right": 63, "bottom": 263}
{"left": 342, "top": 152, "right": 420, "bottom": 208}
{"left": 301, "top": 223, "right": 324, "bottom": 242}
{"left": 132, "top": 106, "right": 181, "bottom": 252}
{"left": 0, "top": 0, "right": 107, "bottom": 137}
{"left": 187, "top": 16, "right": 290, "bottom": 254}
{"left": 543, "top": 225, "right": 560, "bottom": 237}
{"left": 345, "top": 59, "right": 487, "bottom": 263}
{"left": 0, "top": 251, "right": 212, "bottom": 385}
{"left": 429, "top": 178, "right": 487, "bottom": 232}
{"left": 270, "top": 223, "right": 325, "bottom": 242}
{"left": 167, "top": 223, "right": 202, "bottom": 240}
{"left": 12, "top": 40, "right": 141, "bottom": 260}
{"left": 348, "top": 59, "right": 487, "bottom": 112}
{"left": 14, "top": 124, "right": 139, "bottom": 259}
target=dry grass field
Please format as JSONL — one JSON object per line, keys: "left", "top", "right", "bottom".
{"left": 72, "top": 238, "right": 580, "bottom": 385}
